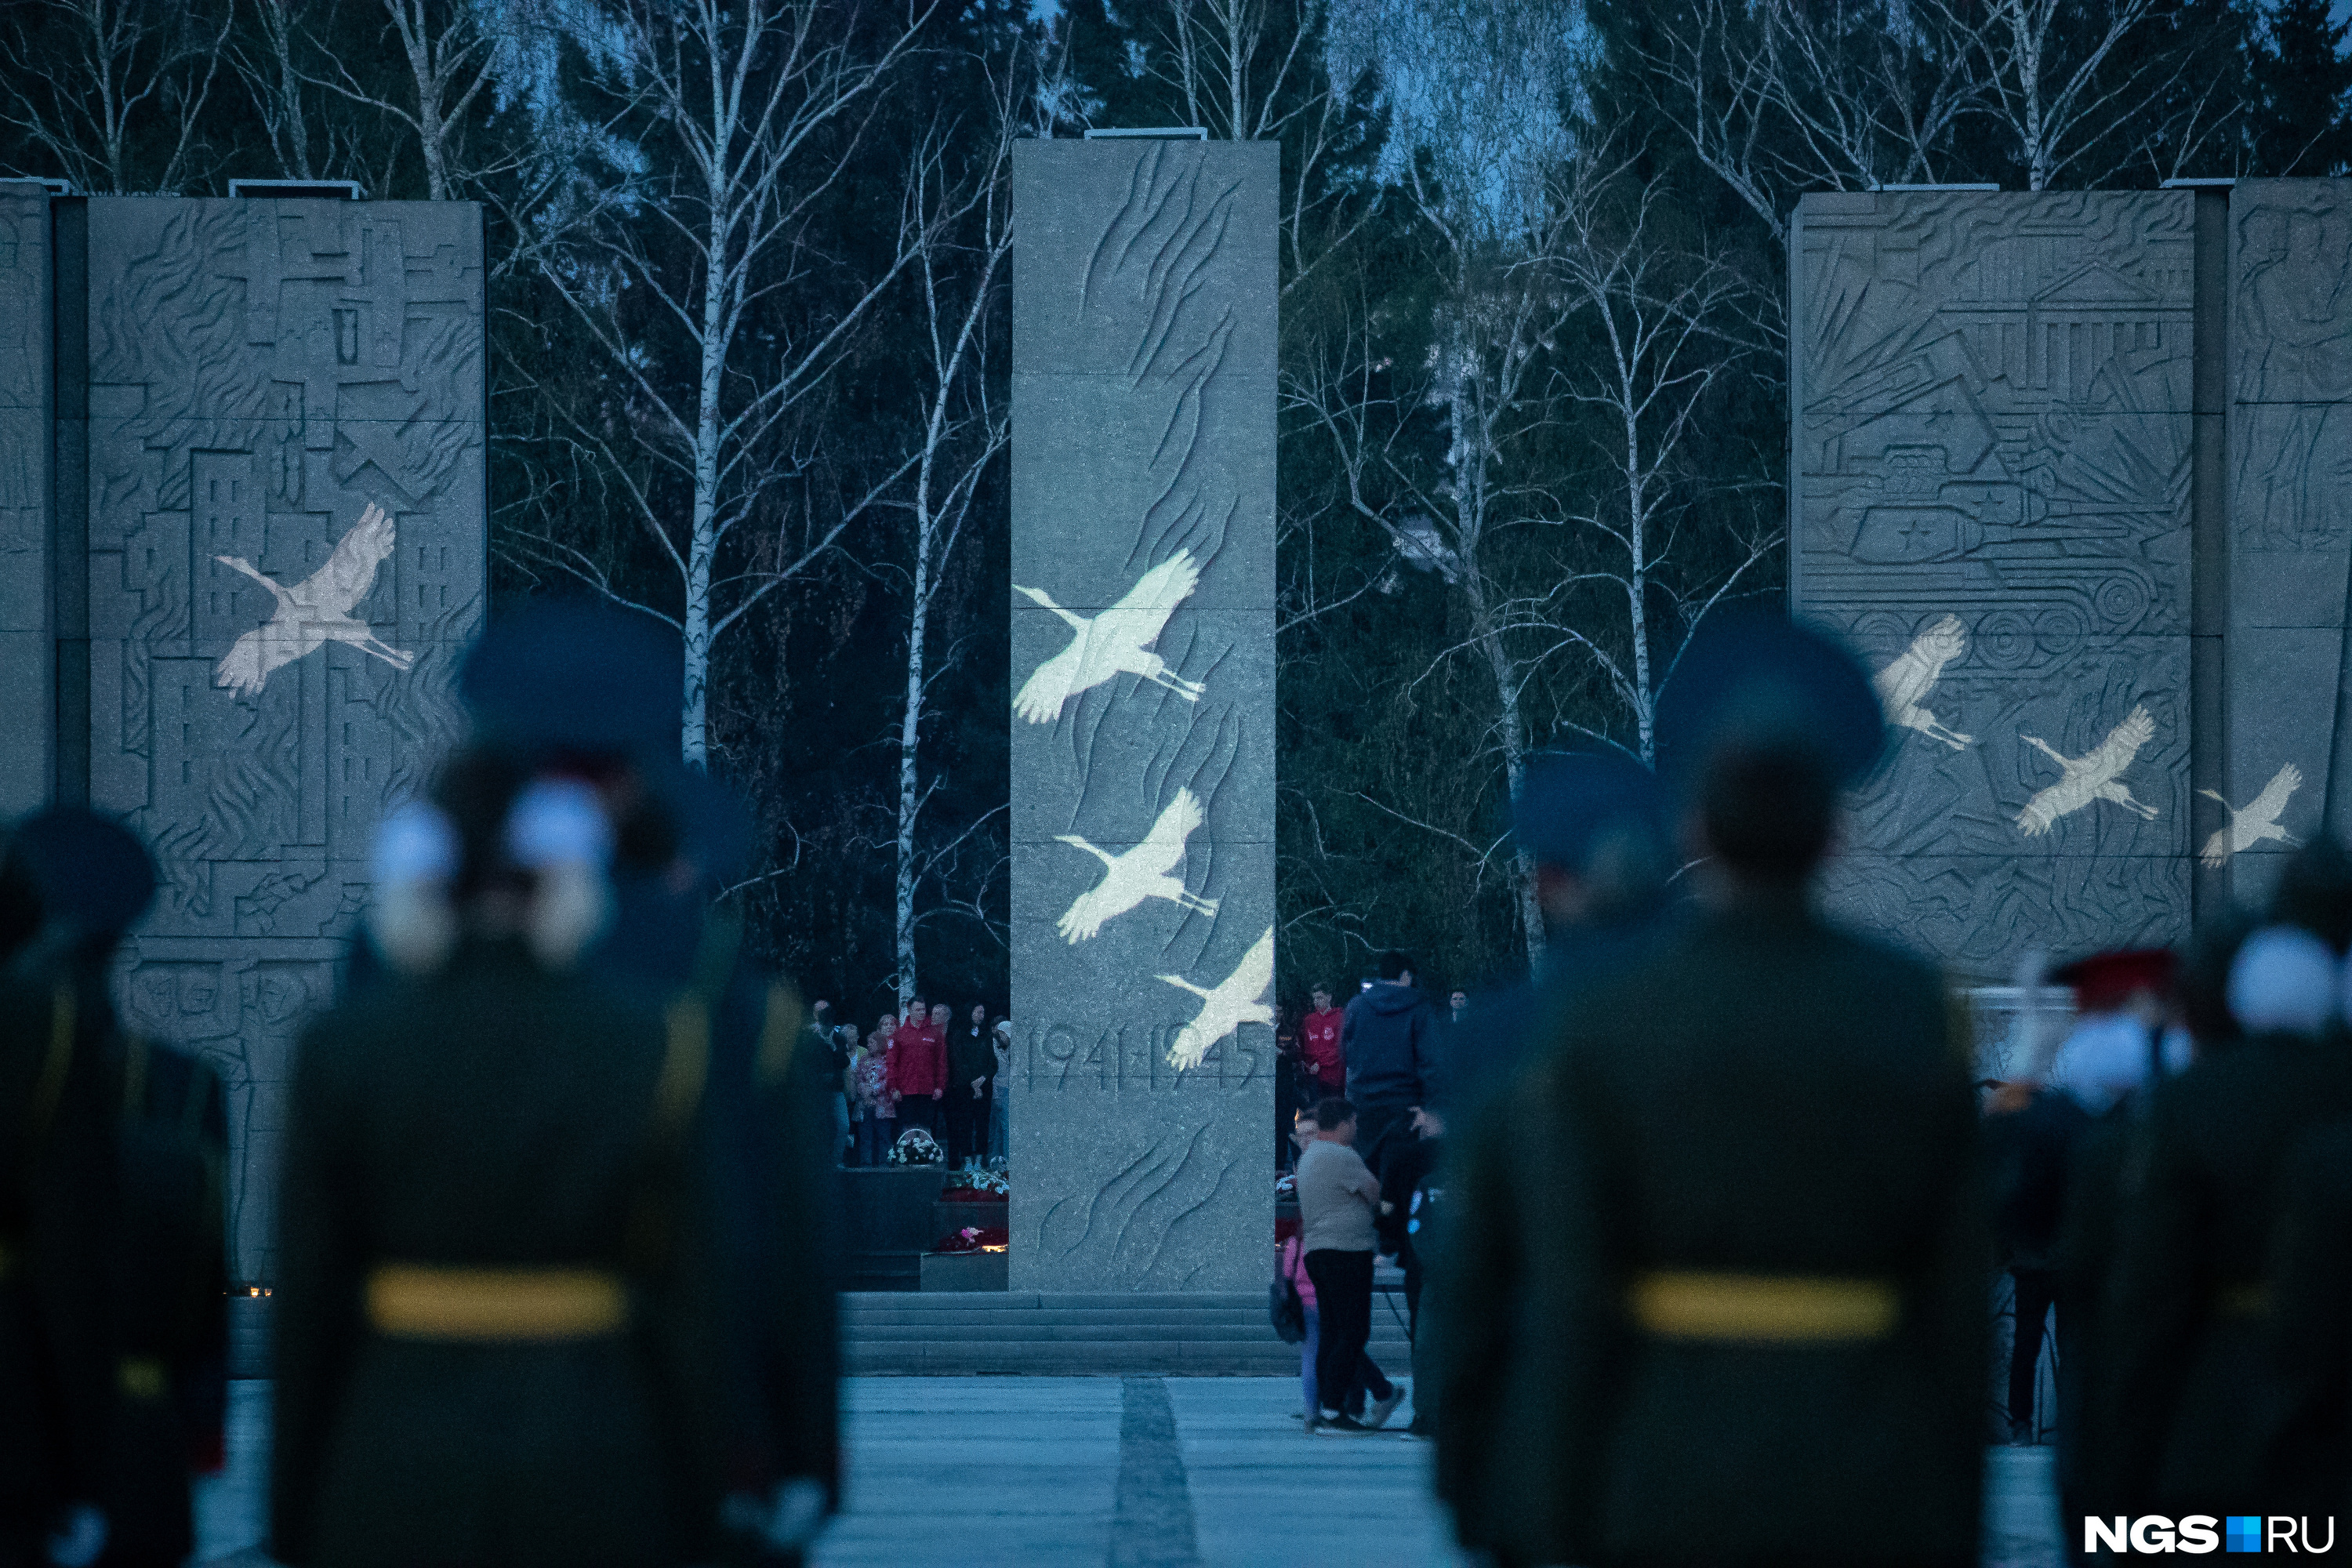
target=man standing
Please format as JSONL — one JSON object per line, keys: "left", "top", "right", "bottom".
{"left": 1300, "top": 986, "right": 1345, "bottom": 1098}
{"left": 1340, "top": 955, "right": 1438, "bottom": 1162}
{"left": 1377, "top": 1108, "right": 1445, "bottom": 1437}
{"left": 888, "top": 998, "right": 946, "bottom": 1141}
{"left": 946, "top": 1004, "right": 996, "bottom": 1171}
{"left": 1437, "top": 611, "right": 1984, "bottom": 1568}
{"left": 806, "top": 1001, "right": 850, "bottom": 1167}
{"left": 1294, "top": 1098, "right": 1402, "bottom": 1435}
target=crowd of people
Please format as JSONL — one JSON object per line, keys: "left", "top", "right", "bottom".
{"left": 1263, "top": 609, "right": 2350, "bottom": 1568}
{"left": 804, "top": 998, "right": 1011, "bottom": 1171}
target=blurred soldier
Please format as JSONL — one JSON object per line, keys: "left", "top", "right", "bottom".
{"left": 2096, "top": 847, "right": 2352, "bottom": 1526}
{"left": 1446, "top": 750, "right": 1671, "bottom": 1105}
{"left": 459, "top": 601, "right": 838, "bottom": 1562}
{"left": 2265, "top": 1116, "right": 2352, "bottom": 1522}
{"left": 13, "top": 809, "right": 229, "bottom": 1568}
{"left": 1981, "top": 947, "right": 2175, "bottom": 1450}
{"left": 1439, "top": 610, "right": 1985, "bottom": 1568}
{"left": 2053, "top": 922, "right": 2245, "bottom": 1548}
{"left": 274, "top": 751, "right": 727, "bottom": 1567}
{"left": 0, "top": 833, "right": 118, "bottom": 1568}
{"left": 1434, "top": 750, "right": 1670, "bottom": 1533}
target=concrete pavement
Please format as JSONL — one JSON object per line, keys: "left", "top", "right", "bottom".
{"left": 195, "top": 1377, "right": 2065, "bottom": 1567}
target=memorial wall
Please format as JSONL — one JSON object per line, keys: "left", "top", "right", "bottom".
{"left": 0, "top": 185, "right": 486, "bottom": 1279}
{"left": 1793, "top": 182, "right": 2352, "bottom": 978}
{"left": 1007, "top": 140, "right": 1276, "bottom": 1291}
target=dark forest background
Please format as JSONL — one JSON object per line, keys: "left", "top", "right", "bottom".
{"left": 5, "top": 0, "right": 2349, "bottom": 1020}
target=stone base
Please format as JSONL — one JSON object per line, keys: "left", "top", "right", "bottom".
{"left": 920, "top": 1251, "right": 1011, "bottom": 1292}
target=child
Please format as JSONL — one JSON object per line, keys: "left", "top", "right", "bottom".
{"left": 853, "top": 1023, "right": 897, "bottom": 1165}
{"left": 1281, "top": 1113, "right": 1321, "bottom": 1421}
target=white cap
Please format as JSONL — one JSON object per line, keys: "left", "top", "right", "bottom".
{"left": 2230, "top": 924, "right": 2339, "bottom": 1038}
{"left": 370, "top": 801, "right": 459, "bottom": 886}
{"left": 504, "top": 779, "right": 613, "bottom": 870}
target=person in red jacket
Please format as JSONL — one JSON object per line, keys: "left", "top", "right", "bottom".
{"left": 1301, "top": 985, "right": 1346, "bottom": 1095}
{"left": 888, "top": 996, "right": 947, "bottom": 1140}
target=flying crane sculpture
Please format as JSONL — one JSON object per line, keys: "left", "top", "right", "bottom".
{"left": 2198, "top": 762, "right": 2303, "bottom": 867}
{"left": 1158, "top": 925, "right": 1274, "bottom": 1072}
{"left": 1013, "top": 552, "right": 1205, "bottom": 724}
{"left": 2016, "top": 704, "right": 2161, "bottom": 835}
{"left": 1054, "top": 789, "right": 1221, "bottom": 942}
{"left": 1873, "top": 613, "right": 1973, "bottom": 750}
{"left": 212, "top": 503, "right": 416, "bottom": 699}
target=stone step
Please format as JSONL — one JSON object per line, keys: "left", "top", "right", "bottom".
{"left": 841, "top": 1290, "right": 1403, "bottom": 1312}
{"left": 847, "top": 1322, "right": 1413, "bottom": 1344}
{"left": 842, "top": 1340, "right": 1414, "bottom": 1377}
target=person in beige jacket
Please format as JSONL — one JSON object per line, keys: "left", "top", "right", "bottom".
{"left": 1294, "top": 1097, "right": 1402, "bottom": 1433}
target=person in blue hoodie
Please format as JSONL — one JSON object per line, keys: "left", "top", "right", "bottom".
{"left": 1340, "top": 953, "right": 1439, "bottom": 1163}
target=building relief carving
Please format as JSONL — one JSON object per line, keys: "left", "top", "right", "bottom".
{"left": 58, "top": 197, "right": 487, "bottom": 1280}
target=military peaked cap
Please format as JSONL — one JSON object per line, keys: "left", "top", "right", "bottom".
{"left": 459, "top": 598, "right": 684, "bottom": 754}
{"left": 1653, "top": 607, "right": 1885, "bottom": 797}
{"left": 1513, "top": 750, "right": 1662, "bottom": 872}
{"left": 16, "top": 806, "right": 157, "bottom": 939}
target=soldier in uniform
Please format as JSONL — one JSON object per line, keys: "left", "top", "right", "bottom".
{"left": 458, "top": 602, "right": 840, "bottom": 1563}
{"left": 11, "top": 809, "right": 230, "bottom": 1568}
{"left": 0, "top": 833, "right": 118, "bottom": 1568}
{"left": 2266, "top": 1116, "right": 2352, "bottom": 1522}
{"left": 2094, "top": 857, "right": 2352, "bottom": 1526}
{"left": 1432, "top": 750, "right": 1670, "bottom": 1552}
{"left": 271, "top": 749, "right": 728, "bottom": 1567}
{"left": 1437, "top": 610, "right": 1985, "bottom": 1568}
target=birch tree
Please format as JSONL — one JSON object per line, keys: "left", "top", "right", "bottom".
{"left": 0, "top": 0, "right": 230, "bottom": 193}
{"left": 1957, "top": 0, "right": 2172, "bottom": 190}
{"left": 524, "top": 0, "right": 939, "bottom": 767}
{"left": 1638, "top": 0, "right": 1983, "bottom": 244}
{"left": 884, "top": 67, "right": 1027, "bottom": 1007}
{"left": 1543, "top": 157, "right": 1777, "bottom": 765}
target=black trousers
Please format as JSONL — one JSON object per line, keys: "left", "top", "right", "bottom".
{"left": 2009, "top": 1266, "right": 2059, "bottom": 1428}
{"left": 1352, "top": 1102, "right": 1414, "bottom": 1166}
{"left": 896, "top": 1098, "right": 938, "bottom": 1139}
{"left": 1305, "top": 1248, "right": 1389, "bottom": 1416}
{"left": 944, "top": 1087, "right": 989, "bottom": 1163}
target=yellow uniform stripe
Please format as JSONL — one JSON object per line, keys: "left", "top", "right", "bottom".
{"left": 366, "top": 1265, "right": 630, "bottom": 1341}
{"left": 1628, "top": 1269, "right": 1900, "bottom": 1343}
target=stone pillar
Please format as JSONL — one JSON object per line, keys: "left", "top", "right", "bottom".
{"left": 2225, "top": 180, "right": 2352, "bottom": 904}
{"left": 1007, "top": 139, "right": 1276, "bottom": 1292}
{"left": 0, "top": 182, "right": 53, "bottom": 814}
{"left": 84, "top": 198, "right": 487, "bottom": 1282}
{"left": 1790, "top": 191, "right": 2194, "bottom": 978}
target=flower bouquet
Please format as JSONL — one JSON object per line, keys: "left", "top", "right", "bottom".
{"left": 930, "top": 1224, "right": 1010, "bottom": 1254}
{"left": 942, "top": 1169, "right": 1009, "bottom": 1198}
{"left": 887, "top": 1127, "right": 944, "bottom": 1166}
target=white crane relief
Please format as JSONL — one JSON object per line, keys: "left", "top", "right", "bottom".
{"left": 1874, "top": 614, "right": 1973, "bottom": 750}
{"left": 1055, "top": 789, "right": 1220, "bottom": 942}
{"left": 1160, "top": 926, "right": 1273, "bottom": 1072}
{"left": 1014, "top": 552, "right": 1205, "bottom": 724}
{"left": 213, "top": 503, "right": 416, "bottom": 699}
{"left": 2016, "top": 704, "right": 2161, "bottom": 836}
{"left": 2199, "top": 762, "right": 2303, "bottom": 867}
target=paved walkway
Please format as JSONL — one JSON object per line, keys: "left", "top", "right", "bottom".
{"left": 197, "top": 1377, "right": 2065, "bottom": 1567}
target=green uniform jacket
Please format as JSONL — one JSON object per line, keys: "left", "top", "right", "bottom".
{"left": 2053, "top": 1108, "right": 2136, "bottom": 1548}
{"left": 270, "top": 941, "right": 726, "bottom": 1568}
{"left": 107, "top": 1025, "right": 230, "bottom": 1567}
{"left": 2268, "top": 1119, "right": 2352, "bottom": 1524}
{"left": 0, "top": 976, "right": 118, "bottom": 1555}
{"left": 2096, "top": 1031, "right": 2352, "bottom": 1518}
{"left": 1439, "top": 896, "right": 1985, "bottom": 1567}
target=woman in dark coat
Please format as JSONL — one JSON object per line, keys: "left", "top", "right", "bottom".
{"left": 271, "top": 750, "right": 724, "bottom": 1568}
